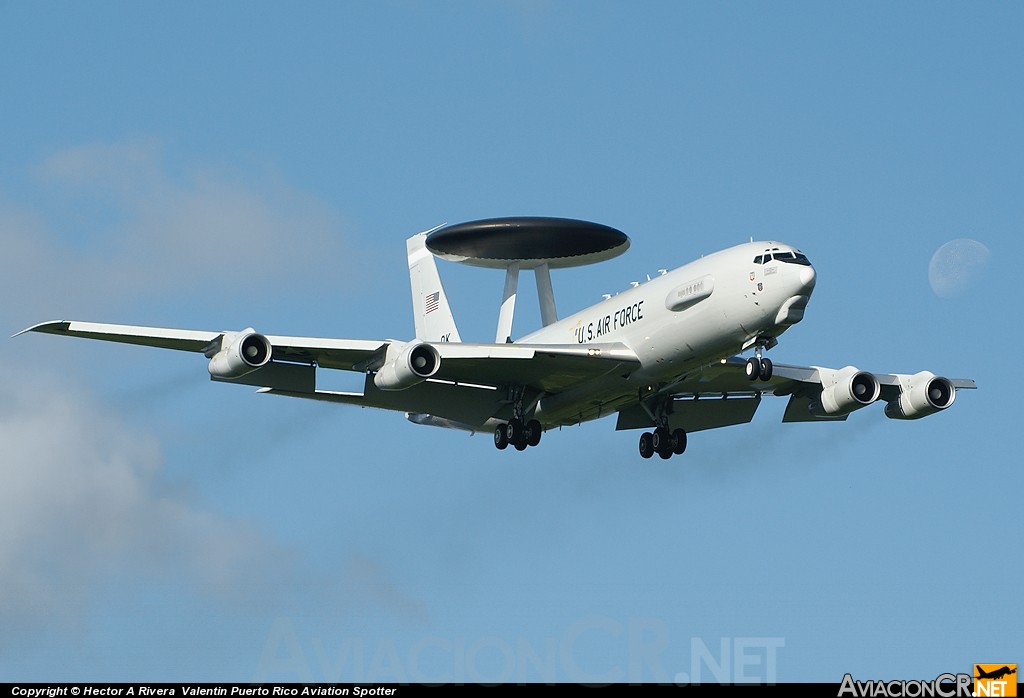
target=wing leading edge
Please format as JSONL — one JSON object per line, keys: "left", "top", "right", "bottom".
{"left": 16, "top": 320, "right": 389, "bottom": 371}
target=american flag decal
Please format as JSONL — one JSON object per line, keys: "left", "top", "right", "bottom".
{"left": 425, "top": 291, "right": 440, "bottom": 314}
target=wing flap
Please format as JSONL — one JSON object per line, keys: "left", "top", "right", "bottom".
{"left": 433, "top": 342, "right": 640, "bottom": 392}
{"left": 616, "top": 396, "right": 761, "bottom": 433}
{"left": 264, "top": 334, "right": 387, "bottom": 371}
{"left": 212, "top": 361, "right": 316, "bottom": 392}
{"left": 263, "top": 375, "right": 508, "bottom": 428}
{"left": 782, "top": 394, "right": 848, "bottom": 423}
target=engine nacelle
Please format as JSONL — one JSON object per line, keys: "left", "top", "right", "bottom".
{"left": 373, "top": 340, "right": 441, "bottom": 391}
{"left": 884, "top": 371, "right": 956, "bottom": 420}
{"left": 811, "top": 366, "right": 881, "bottom": 416}
{"left": 207, "top": 329, "right": 272, "bottom": 378}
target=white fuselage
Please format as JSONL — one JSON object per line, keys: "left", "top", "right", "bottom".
{"left": 516, "top": 241, "right": 816, "bottom": 425}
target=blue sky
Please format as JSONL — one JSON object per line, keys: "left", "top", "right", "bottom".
{"left": 1, "top": 1, "right": 1020, "bottom": 682}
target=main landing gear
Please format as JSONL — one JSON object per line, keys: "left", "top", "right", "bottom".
{"left": 637, "top": 392, "right": 687, "bottom": 460}
{"left": 494, "top": 418, "right": 542, "bottom": 451}
{"left": 638, "top": 426, "right": 687, "bottom": 460}
{"left": 493, "top": 385, "right": 542, "bottom": 451}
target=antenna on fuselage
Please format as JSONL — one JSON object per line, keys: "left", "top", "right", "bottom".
{"left": 423, "top": 217, "right": 631, "bottom": 343}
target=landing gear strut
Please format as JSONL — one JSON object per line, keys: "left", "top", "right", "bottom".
{"left": 637, "top": 394, "right": 687, "bottom": 460}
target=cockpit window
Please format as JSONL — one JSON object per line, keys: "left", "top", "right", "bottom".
{"left": 763, "top": 253, "right": 773, "bottom": 262}
{"left": 753, "top": 255, "right": 763, "bottom": 264}
{"left": 775, "top": 251, "right": 811, "bottom": 266}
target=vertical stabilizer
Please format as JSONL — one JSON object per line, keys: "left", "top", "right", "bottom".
{"left": 407, "top": 231, "right": 462, "bottom": 343}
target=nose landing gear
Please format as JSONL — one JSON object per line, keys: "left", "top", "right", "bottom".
{"left": 745, "top": 356, "right": 773, "bottom": 381}
{"left": 745, "top": 338, "right": 775, "bottom": 382}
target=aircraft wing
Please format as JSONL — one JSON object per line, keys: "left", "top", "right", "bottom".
{"left": 16, "top": 321, "right": 640, "bottom": 394}
{"left": 15, "top": 320, "right": 388, "bottom": 371}
{"left": 679, "top": 356, "right": 976, "bottom": 399}
{"left": 617, "top": 356, "right": 977, "bottom": 432}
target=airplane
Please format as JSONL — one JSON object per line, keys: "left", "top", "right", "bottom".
{"left": 15, "top": 217, "right": 976, "bottom": 460}
{"left": 976, "top": 666, "right": 1016, "bottom": 681}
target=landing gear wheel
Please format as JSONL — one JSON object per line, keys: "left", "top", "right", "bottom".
{"left": 759, "top": 358, "right": 773, "bottom": 381}
{"left": 526, "top": 419, "right": 542, "bottom": 447}
{"left": 639, "top": 432, "right": 654, "bottom": 459}
{"left": 514, "top": 438, "right": 528, "bottom": 451}
{"left": 671, "top": 428, "right": 687, "bottom": 455}
{"left": 652, "top": 427, "right": 673, "bottom": 458}
{"left": 745, "top": 357, "right": 760, "bottom": 381}
{"left": 506, "top": 418, "right": 524, "bottom": 445}
{"left": 494, "top": 424, "right": 508, "bottom": 450}
{"left": 651, "top": 427, "right": 669, "bottom": 453}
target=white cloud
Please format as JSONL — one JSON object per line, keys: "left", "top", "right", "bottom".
{"left": 0, "top": 144, "right": 420, "bottom": 660}
{"left": 0, "top": 366, "right": 286, "bottom": 642}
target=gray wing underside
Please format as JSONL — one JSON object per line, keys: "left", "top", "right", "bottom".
{"left": 17, "top": 320, "right": 641, "bottom": 427}
{"left": 671, "top": 357, "right": 977, "bottom": 396}
{"left": 616, "top": 356, "right": 977, "bottom": 432}
{"left": 244, "top": 342, "right": 641, "bottom": 427}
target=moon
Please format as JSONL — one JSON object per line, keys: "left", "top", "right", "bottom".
{"left": 928, "top": 239, "right": 991, "bottom": 298}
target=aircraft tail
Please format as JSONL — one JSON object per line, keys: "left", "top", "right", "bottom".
{"left": 407, "top": 230, "right": 462, "bottom": 343}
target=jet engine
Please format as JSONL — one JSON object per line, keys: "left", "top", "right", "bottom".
{"left": 884, "top": 371, "right": 956, "bottom": 420}
{"left": 207, "top": 329, "right": 272, "bottom": 378}
{"left": 374, "top": 340, "right": 441, "bottom": 391}
{"left": 812, "top": 366, "right": 881, "bottom": 416}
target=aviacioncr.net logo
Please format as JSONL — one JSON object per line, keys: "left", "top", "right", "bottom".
{"left": 838, "top": 673, "right": 973, "bottom": 697}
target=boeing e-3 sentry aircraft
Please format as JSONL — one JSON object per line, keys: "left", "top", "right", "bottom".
{"left": 16, "top": 217, "right": 976, "bottom": 460}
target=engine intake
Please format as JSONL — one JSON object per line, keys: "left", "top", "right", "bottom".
{"left": 208, "top": 329, "right": 272, "bottom": 378}
{"left": 812, "top": 366, "right": 880, "bottom": 416}
{"left": 374, "top": 341, "right": 441, "bottom": 391}
{"left": 885, "top": 372, "right": 956, "bottom": 420}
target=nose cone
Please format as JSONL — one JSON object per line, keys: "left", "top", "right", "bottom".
{"left": 775, "top": 263, "right": 816, "bottom": 327}
{"left": 799, "top": 264, "right": 816, "bottom": 292}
